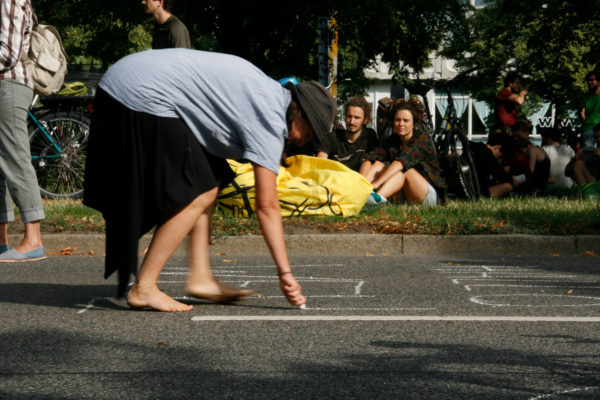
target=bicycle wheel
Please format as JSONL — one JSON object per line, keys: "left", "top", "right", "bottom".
{"left": 452, "top": 129, "right": 480, "bottom": 199}
{"left": 28, "top": 111, "right": 90, "bottom": 200}
{"left": 438, "top": 128, "right": 480, "bottom": 199}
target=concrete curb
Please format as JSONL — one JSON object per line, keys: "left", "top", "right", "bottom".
{"left": 10, "top": 233, "right": 600, "bottom": 256}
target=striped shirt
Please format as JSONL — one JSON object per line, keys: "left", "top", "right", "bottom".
{"left": 0, "top": 0, "right": 32, "bottom": 87}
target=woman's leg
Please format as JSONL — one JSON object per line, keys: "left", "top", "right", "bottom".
{"left": 0, "top": 81, "right": 44, "bottom": 255}
{"left": 402, "top": 169, "right": 431, "bottom": 204}
{"left": 365, "top": 161, "right": 388, "bottom": 185}
{"left": 185, "top": 199, "right": 251, "bottom": 302}
{"left": 375, "top": 170, "right": 406, "bottom": 199}
{"left": 127, "top": 187, "right": 220, "bottom": 312}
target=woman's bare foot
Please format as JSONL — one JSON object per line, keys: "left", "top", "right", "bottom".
{"left": 127, "top": 283, "right": 193, "bottom": 312}
{"left": 186, "top": 281, "right": 252, "bottom": 304}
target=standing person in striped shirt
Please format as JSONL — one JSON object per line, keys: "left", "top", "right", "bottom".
{"left": 0, "top": 0, "right": 46, "bottom": 262}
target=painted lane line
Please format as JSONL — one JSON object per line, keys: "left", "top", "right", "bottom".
{"left": 355, "top": 280, "right": 365, "bottom": 295}
{"left": 254, "top": 295, "right": 376, "bottom": 299}
{"left": 468, "top": 284, "right": 600, "bottom": 288}
{"left": 160, "top": 272, "right": 362, "bottom": 282}
{"left": 77, "top": 297, "right": 112, "bottom": 314}
{"left": 529, "top": 386, "right": 600, "bottom": 399}
{"left": 191, "top": 315, "right": 600, "bottom": 322}
{"left": 452, "top": 279, "right": 594, "bottom": 283}
{"left": 470, "top": 294, "right": 600, "bottom": 307}
{"left": 209, "top": 264, "right": 345, "bottom": 268}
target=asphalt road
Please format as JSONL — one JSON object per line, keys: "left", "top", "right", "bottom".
{"left": 1, "top": 251, "right": 599, "bottom": 399}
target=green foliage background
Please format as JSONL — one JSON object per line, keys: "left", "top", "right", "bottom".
{"left": 32, "top": 0, "right": 600, "bottom": 118}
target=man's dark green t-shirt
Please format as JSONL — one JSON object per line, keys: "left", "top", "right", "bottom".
{"left": 152, "top": 15, "right": 191, "bottom": 49}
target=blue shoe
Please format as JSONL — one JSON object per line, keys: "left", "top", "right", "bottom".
{"left": 362, "top": 192, "right": 387, "bottom": 212}
{"left": 0, "top": 246, "right": 46, "bottom": 262}
{"left": 0, "top": 244, "right": 8, "bottom": 254}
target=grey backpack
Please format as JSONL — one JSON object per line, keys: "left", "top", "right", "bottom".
{"left": 25, "top": 12, "right": 68, "bottom": 96}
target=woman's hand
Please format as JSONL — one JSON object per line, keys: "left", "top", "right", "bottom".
{"left": 278, "top": 272, "right": 306, "bottom": 306}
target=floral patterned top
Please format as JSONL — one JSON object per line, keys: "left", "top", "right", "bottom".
{"left": 364, "top": 131, "right": 446, "bottom": 198}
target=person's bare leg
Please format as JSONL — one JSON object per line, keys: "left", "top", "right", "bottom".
{"left": 358, "top": 160, "right": 373, "bottom": 179}
{"left": 488, "top": 182, "right": 513, "bottom": 198}
{"left": 572, "top": 160, "right": 594, "bottom": 185}
{"left": 15, "top": 221, "right": 43, "bottom": 253}
{"left": 185, "top": 201, "right": 251, "bottom": 303}
{"left": 127, "top": 188, "right": 219, "bottom": 312}
{"left": 376, "top": 170, "right": 405, "bottom": 199}
{"left": 402, "top": 169, "right": 431, "bottom": 204}
{"left": 360, "top": 161, "right": 386, "bottom": 183}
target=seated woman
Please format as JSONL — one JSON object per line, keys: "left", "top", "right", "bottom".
{"left": 358, "top": 99, "right": 446, "bottom": 207}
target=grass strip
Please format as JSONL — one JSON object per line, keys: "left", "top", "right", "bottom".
{"left": 6, "top": 197, "right": 600, "bottom": 236}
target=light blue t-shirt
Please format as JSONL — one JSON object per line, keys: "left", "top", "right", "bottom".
{"left": 99, "top": 49, "right": 291, "bottom": 174}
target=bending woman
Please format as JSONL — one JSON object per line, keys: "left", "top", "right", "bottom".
{"left": 359, "top": 99, "right": 446, "bottom": 206}
{"left": 83, "top": 49, "right": 336, "bottom": 312}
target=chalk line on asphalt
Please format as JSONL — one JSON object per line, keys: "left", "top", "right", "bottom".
{"left": 191, "top": 315, "right": 600, "bottom": 322}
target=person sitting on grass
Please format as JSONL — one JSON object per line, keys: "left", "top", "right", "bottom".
{"left": 511, "top": 121, "right": 550, "bottom": 194}
{"left": 541, "top": 127, "right": 575, "bottom": 189}
{"left": 566, "top": 122, "right": 600, "bottom": 189}
{"left": 470, "top": 132, "right": 522, "bottom": 197}
{"left": 358, "top": 99, "right": 446, "bottom": 207}
{"left": 316, "top": 96, "right": 378, "bottom": 171}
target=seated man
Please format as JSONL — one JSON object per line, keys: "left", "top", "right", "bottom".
{"left": 470, "top": 132, "right": 519, "bottom": 197}
{"left": 317, "top": 97, "right": 378, "bottom": 171}
{"left": 566, "top": 122, "right": 600, "bottom": 186}
{"left": 541, "top": 127, "right": 575, "bottom": 189}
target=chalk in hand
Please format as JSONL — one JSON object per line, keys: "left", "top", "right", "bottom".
{"left": 299, "top": 304, "right": 307, "bottom": 310}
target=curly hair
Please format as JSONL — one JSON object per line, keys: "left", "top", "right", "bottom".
{"left": 390, "top": 98, "right": 422, "bottom": 126}
{"left": 344, "top": 97, "right": 373, "bottom": 125}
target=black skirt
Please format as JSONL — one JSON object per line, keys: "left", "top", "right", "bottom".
{"left": 83, "top": 88, "right": 234, "bottom": 296}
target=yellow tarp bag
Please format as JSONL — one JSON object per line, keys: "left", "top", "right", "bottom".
{"left": 218, "top": 155, "right": 372, "bottom": 217}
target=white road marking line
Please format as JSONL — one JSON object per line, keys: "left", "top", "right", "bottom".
{"left": 529, "top": 386, "right": 600, "bottom": 399}
{"left": 77, "top": 297, "right": 112, "bottom": 314}
{"left": 467, "top": 284, "right": 600, "bottom": 288}
{"left": 160, "top": 272, "right": 361, "bottom": 282}
{"left": 452, "top": 279, "right": 592, "bottom": 283}
{"left": 470, "top": 294, "right": 600, "bottom": 307}
{"left": 355, "top": 280, "right": 365, "bottom": 295}
{"left": 252, "top": 295, "right": 376, "bottom": 298}
{"left": 191, "top": 315, "right": 600, "bottom": 322}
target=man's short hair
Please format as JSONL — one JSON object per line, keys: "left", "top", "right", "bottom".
{"left": 504, "top": 72, "right": 521, "bottom": 87}
{"left": 345, "top": 97, "right": 373, "bottom": 125}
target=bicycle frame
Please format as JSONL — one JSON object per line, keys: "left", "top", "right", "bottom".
{"left": 28, "top": 110, "right": 62, "bottom": 160}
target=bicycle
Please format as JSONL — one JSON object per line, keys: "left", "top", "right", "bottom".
{"left": 27, "top": 93, "right": 92, "bottom": 199}
{"left": 405, "top": 69, "right": 481, "bottom": 199}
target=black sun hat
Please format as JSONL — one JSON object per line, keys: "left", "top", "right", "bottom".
{"left": 285, "top": 80, "right": 336, "bottom": 143}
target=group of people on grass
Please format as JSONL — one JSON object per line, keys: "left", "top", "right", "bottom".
{"left": 291, "top": 70, "right": 600, "bottom": 204}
